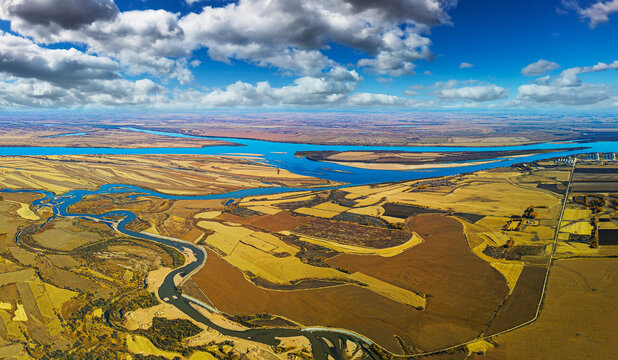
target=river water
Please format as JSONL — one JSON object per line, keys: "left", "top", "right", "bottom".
{"left": 1, "top": 127, "right": 616, "bottom": 185}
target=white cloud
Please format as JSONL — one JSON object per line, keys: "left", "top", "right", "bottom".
{"left": 459, "top": 62, "right": 474, "bottom": 68}
{"left": 347, "top": 93, "right": 409, "bottom": 106}
{"left": 435, "top": 85, "right": 507, "bottom": 101}
{"left": 0, "top": 0, "right": 118, "bottom": 31}
{"left": 2, "top": 0, "right": 455, "bottom": 78}
{"left": 0, "top": 76, "right": 166, "bottom": 108}
{"left": 553, "top": 60, "right": 618, "bottom": 87}
{"left": 0, "top": 31, "right": 120, "bottom": 86}
{"left": 0, "top": 0, "right": 461, "bottom": 110}
{"left": 182, "top": 67, "right": 363, "bottom": 107}
{"left": 0, "top": 30, "right": 168, "bottom": 108}
{"left": 515, "top": 61, "right": 618, "bottom": 106}
{"left": 575, "top": 0, "right": 618, "bottom": 28}
{"left": 521, "top": 59, "right": 560, "bottom": 76}
{"left": 516, "top": 83, "right": 612, "bottom": 106}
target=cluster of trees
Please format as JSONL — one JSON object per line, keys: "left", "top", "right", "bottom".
{"left": 523, "top": 206, "right": 538, "bottom": 219}
{"left": 138, "top": 317, "right": 202, "bottom": 352}
{"left": 573, "top": 195, "right": 606, "bottom": 214}
{"left": 591, "top": 215, "right": 599, "bottom": 248}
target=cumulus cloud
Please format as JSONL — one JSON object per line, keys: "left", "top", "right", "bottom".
{"left": 2, "top": 0, "right": 522, "bottom": 110}
{"left": 0, "top": 75, "right": 166, "bottom": 108}
{"left": 516, "top": 83, "right": 612, "bottom": 105}
{"left": 435, "top": 85, "right": 507, "bottom": 102}
{"left": 515, "top": 61, "right": 618, "bottom": 105}
{"left": 0, "top": 0, "right": 118, "bottom": 31}
{"left": 180, "top": 67, "right": 363, "bottom": 107}
{"left": 1, "top": 7, "right": 196, "bottom": 84}
{"left": 357, "top": 29, "right": 433, "bottom": 76}
{"left": 459, "top": 62, "right": 474, "bottom": 68}
{"left": 1, "top": 0, "right": 455, "bottom": 78}
{"left": 565, "top": 0, "right": 618, "bottom": 27}
{"left": 0, "top": 31, "right": 120, "bottom": 87}
{"left": 179, "top": 0, "right": 453, "bottom": 76}
{"left": 521, "top": 59, "right": 560, "bottom": 76}
{"left": 0, "top": 31, "right": 167, "bottom": 108}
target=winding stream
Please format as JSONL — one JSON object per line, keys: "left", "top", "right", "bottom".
{"left": 1, "top": 184, "right": 378, "bottom": 359}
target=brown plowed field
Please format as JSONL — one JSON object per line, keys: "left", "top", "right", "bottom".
{"left": 192, "top": 248, "right": 421, "bottom": 354}
{"left": 193, "top": 214, "right": 508, "bottom": 354}
{"left": 485, "top": 266, "right": 546, "bottom": 335}
{"left": 487, "top": 259, "right": 618, "bottom": 360}
{"left": 327, "top": 214, "right": 509, "bottom": 351}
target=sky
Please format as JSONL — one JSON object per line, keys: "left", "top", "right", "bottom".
{"left": 0, "top": 0, "right": 617, "bottom": 111}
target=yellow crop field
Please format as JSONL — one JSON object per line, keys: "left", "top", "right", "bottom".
{"left": 344, "top": 183, "right": 412, "bottom": 198}
{"left": 560, "top": 221, "right": 593, "bottom": 235}
{"left": 29, "top": 280, "right": 63, "bottom": 337}
{"left": 12, "top": 304, "right": 27, "bottom": 322}
{"left": 0, "top": 268, "right": 37, "bottom": 287}
{"left": 0, "top": 344, "right": 31, "bottom": 360}
{"left": 240, "top": 234, "right": 277, "bottom": 253}
{"left": 188, "top": 352, "right": 217, "bottom": 360}
{"left": 12, "top": 202, "right": 40, "bottom": 220}
{"left": 562, "top": 208, "right": 592, "bottom": 221}
{"left": 490, "top": 262, "right": 524, "bottom": 294}
{"left": 225, "top": 241, "right": 346, "bottom": 284}
{"left": 241, "top": 190, "right": 310, "bottom": 202}
{"left": 312, "top": 202, "right": 349, "bottom": 213}
{"left": 294, "top": 201, "right": 349, "bottom": 218}
{"left": 245, "top": 194, "right": 317, "bottom": 207}
{"left": 349, "top": 272, "right": 426, "bottom": 309}
{"left": 294, "top": 207, "right": 340, "bottom": 218}
{"left": 284, "top": 232, "right": 422, "bottom": 257}
{"left": 126, "top": 334, "right": 182, "bottom": 359}
{"left": 0, "top": 302, "right": 11, "bottom": 311}
{"left": 555, "top": 241, "right": 599, "bottom": 257}
{"left": 387, "top": 181, "right": 558, "bottom": 217}
{"left": 342, "top": 170, "right": 563, "bottom": 219}
{"left": 0, "top": 311, "right": 21, "bottom": 341}
{"left": 245, "top": 205, "right": 281, "bottom": 215}
{"left": 237, "top": 232, "right": 299, "bottom": 258}
{"left": 351, "top": 197, "right": 385, "bottom": 208}
{"left": 197, "top": 221, "right": 254, "bottom": 254}
{"left": 466, "top": 339, "right": 494, "bottom": 355}
{"left": 347, "top": 205, "right": 384, "bottom": 216}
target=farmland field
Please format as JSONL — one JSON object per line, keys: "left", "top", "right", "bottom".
{"left": 327, "top": 214, "right": 509, "bottom": 351}
{"left": 486, "top": 259, "right": 618, "bottom": 359}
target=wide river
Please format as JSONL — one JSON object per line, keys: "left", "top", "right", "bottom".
{"left": 1, "top": 128, "right": 616, "bottom": 359}
{"left": 1, "top": 127, "right": 616, "bottom": 186}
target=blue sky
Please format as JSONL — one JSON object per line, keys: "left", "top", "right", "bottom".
{"left": 0, "top": 0, "right": 617, "bottom": 110}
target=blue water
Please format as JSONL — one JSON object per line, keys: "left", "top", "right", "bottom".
{"left": 0, "top": 126, "right": 614, "bottom": 185}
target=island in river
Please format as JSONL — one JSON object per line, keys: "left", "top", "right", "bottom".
{"left": 295, "top": 147, "right": 586, "bottom": 170}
